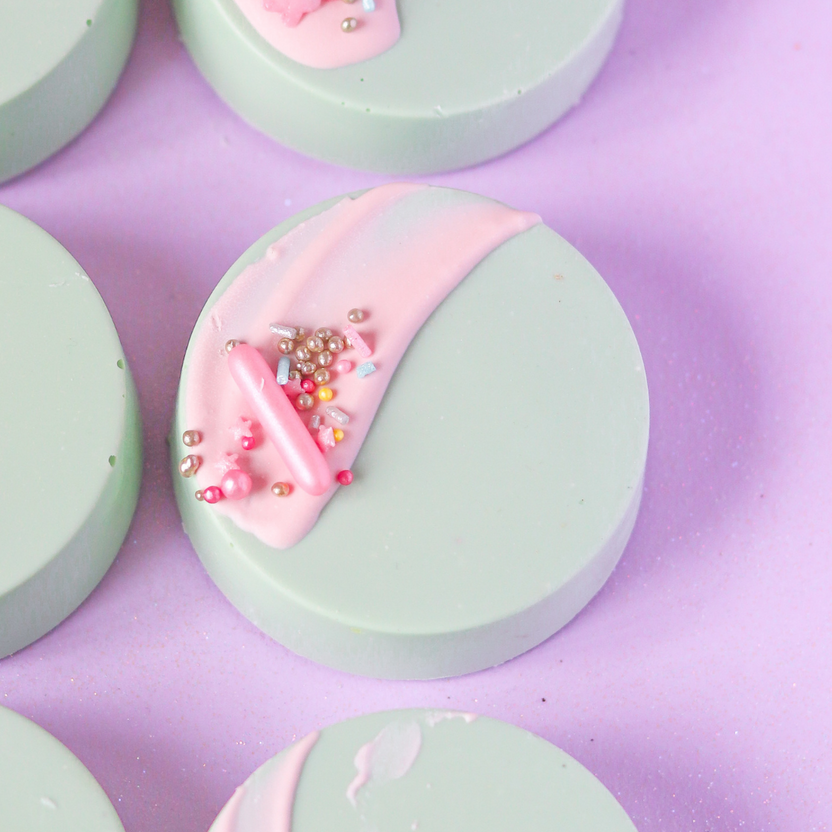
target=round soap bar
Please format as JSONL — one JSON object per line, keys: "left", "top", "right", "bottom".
{"left": 172, "top": 184, "right": 648, "bottom": 679}
{"left": 0, "top": 0, "right": 138, "bottom": 184}
{"left": 0, "top": 706, "right": 124, "bottom": 832}
{"left": 172, "top": 0, "right": 624, "bottom": 174}
{"left": 0, "top": 207, "right": 142, "bottom": 658}
{"left": 209, "top": 709, "right": 638, "bottom": 832}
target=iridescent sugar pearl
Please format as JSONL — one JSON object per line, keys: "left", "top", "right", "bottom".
{"left": 347, "top": 308, "right": 365, "bottom": 323}
{"left": 315, "top": 327, "right": 333, "bottom": 341}
{"left": 337, "top": 470, "right": 354, "bottom": 485}
{"left": 298, "top": 360, "right": 317, "bottom": 376}
{"left": 296, "top": 392, "right": 315, "bottom": 410}
{"left": 271, "top": 482, "right": 291, "bottom": 497}
{"left": 203, "top": 485, "right": 223, "bottom": 504}
{"left": 179, "top": 454, "right": 200, "bottom": 477}
{"left": 306, "top": 335, "right": 325, "bottom": 353}
{"left": 221, "top": 468, "right": 252, "bottom": 500}
{"left": 327, "top": 336, "right": 345, "bottom": 354}
{"left": 278, "top": 338, "right": 295, "bottom": 355}
{"left": 313, "top": 368, "right": 331, "bottom": 385}
{"left": 225, "top": 339, "right": 240, "bottom": 353}
{"left": 182, "top": 429, "right": 201, "bottom": 447}
{"left": 295, "top": 346, "right": 311, "bottom": 362}
{"left": 341, "top": 16, "right": 357, "bottom": 31}
{"left": 317, "top": 349, "right": 333, "bottom": 368}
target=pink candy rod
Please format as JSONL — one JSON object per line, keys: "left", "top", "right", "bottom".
{"left": 227, "top": 344, "right": 331, "bottom": 496}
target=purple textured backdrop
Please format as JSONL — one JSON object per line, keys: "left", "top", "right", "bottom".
{"left": 2, "top": 0, "right": 831, "bottom": 829}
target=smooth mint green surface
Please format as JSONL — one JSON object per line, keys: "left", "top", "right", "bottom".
{"left": 0, "top": 0, "right": 137, "bottom": 183}
{"left": 212, "top": 709, "right": 638, "bottom": 832}
{"left": 173, "top": 0, "right": 624, "bottom": 173}
{"left": 0, "top": 206, "right": 142, "bottom": 657}
{"left": 173, "top": 188, "right": 649, "bottom": 679}
{"left": 0, "top": 706, "right": 124, "bottom": 832}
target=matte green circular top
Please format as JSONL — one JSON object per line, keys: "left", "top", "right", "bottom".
{"left": 0, "top": 207, "right": 141, "bottom": 657}
{"left": 0, "top": 706, "right": 124, "bottom": 832}
{"left": 173, "top": 187, "right": 648, "bottom": 679}
{"left": 0, "top": 0, "right": 137, "bottom": 183}
{"left": 173, "top": 0, "right": 624, "bottom": 173}
{"left": 210, "top": 709, "right": 638, "bottom": 832}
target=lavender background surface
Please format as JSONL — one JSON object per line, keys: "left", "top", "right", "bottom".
{"left": 2, "top": 1, "right": 831, "bottom": 829}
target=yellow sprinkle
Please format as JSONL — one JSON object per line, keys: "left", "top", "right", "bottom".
{"left": 334, "top": 429, "right": 344, "bottom": 442}
{"left": 318, "top": 387, "right": 334, "bottom": 401}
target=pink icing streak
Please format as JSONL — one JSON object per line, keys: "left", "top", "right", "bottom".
{"left": 346, "top": 720, "right": 423, "bottom": 806}
{"left": 185, "top": 183, "right": 540, "bottom": 549}
{"left": 212, "top": 730, "right": 320, "bottom": 832}
{"left": 233, "top": 0, "right": 400, "bottom": 69}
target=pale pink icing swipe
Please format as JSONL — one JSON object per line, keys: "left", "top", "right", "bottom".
{"left": 347, "top": 720, "right": 423, "bottom": 806}
{"left": 233, "top": 0, "right": 400, "bottom": 69}
{"left": 185, "top": 183, "right": 540, "bottom": 549}
{"left": 213, "top": 730, "right": 320, "bottom": 832}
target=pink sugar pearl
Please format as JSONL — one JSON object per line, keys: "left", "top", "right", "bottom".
{"left": 335, "top": 359, "right": 352, "bottom": 374}
{"left": 336, "top": 469, "right": 353, "bottom": 486}
{"left": 241, "top": 435, "right": 256, "bottom": 451}
{"left": 221, "top": 468, "right": 253, "bottom": 500}
{"left": 203, "top": 485, "right": 223, "bottom": 504}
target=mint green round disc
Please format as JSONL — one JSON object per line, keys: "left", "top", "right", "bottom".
{"left": 0, "top": 706, "right": 124, "bottom": 832}
{"left": 0, "top": 207, "right": 142, "bottom": 658}
{"left": 0, "top": 0, "right": 138, "bottom": 183}
{"left": 173, "top": 0, "right": 624, "bottom": 173}
{"left": 172, "top": 187, "right": 648, "bottom": 679}
{"left": 210, "top": 709, "right": 637, "bottom": 832}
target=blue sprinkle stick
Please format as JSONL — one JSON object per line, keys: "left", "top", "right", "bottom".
{"left": 356, "top": 361, "right": 376, "bottom": 379}
{"left": 276, "top": 355, "right": 291, "bottom": 385}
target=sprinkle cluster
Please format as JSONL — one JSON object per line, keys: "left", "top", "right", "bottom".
{"left": 179, "top": 307, "right": 374, "bottom": 505}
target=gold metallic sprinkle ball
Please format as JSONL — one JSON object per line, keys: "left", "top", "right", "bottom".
{"left": 327, "top": 336, "right": 345, "bottom": 354}
{"left": 315, "top": 328, "right": 333, "bottom": 340}
{"left": 271, "top": 482, "right": 291, "bottom": 497}
{"left": 299, "top": 360, "right": 317, "bottom": 376}
{"left": 306, "top": 335, "right": 325, "bottom": 353}
{"left": 341, "top": 17, "right": 357, "bottom": 32}
{"left": 295, "top": 346, "right": 311, "bottom": 362}
{"left": 296, "top": 393, "right": 315, "bottom": 410}
{"left": 317, "top": 350, "right": 333, "bottom": 368}
{"left": 347, "top": 308, "right": 365, "bottom": 323}
{"left": 225, "top": 339, "right": 240, "bottom": 353}
{"left": 179, "top": 454, "right": 201, "bottom": 478}
{"left": 278, "top": 338, "right": 295, "bottom": 354}
{"left": 313, "top": 368, "right": 331, "bottom": 385}
{"left": 195, "top": 490, "right": 204, "bottom": 501}
{"left": 182, "top": 429, "right": 201, "bottom": 447}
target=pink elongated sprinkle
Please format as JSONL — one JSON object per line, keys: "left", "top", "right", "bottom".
{"left": 228, "top": 344, "right": 331, "bottom": 496}
{"left": 343, "top": 325, "right": 372, "bottom": 358}
{"left": 262, "top": 0, "right": 322, "bottom": 26}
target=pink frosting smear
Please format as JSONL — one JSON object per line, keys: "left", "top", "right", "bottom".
{"left": 212, "top": 730, "right": 320, "bottom": 832}
{"left": 184, "top": 183, "right": 540, "bottom": 549}
{"left": 233, "top": 0, "right": 400, "bottom": 68}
